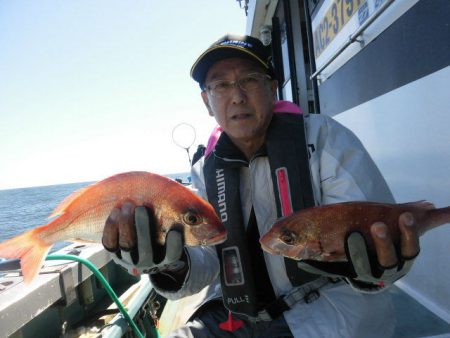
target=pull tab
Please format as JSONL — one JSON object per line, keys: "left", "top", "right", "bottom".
{"left": 219, "top": 311, "right": 244, "bottom": 332}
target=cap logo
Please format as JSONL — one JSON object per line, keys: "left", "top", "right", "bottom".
{"left": 219, "top": 40, "right": 253, "bottom": 49}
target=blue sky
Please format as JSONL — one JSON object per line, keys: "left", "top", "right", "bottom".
{"left": 0, "top": 1, "right": 246, "bottom": 189}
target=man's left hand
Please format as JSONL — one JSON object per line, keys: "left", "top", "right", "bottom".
{"left": 346, "top": 211, "right": 420, "bottom": 291}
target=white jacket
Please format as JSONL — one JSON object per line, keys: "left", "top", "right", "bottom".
{"left": 152, "top": 113, "right": 396, "bottom": 337}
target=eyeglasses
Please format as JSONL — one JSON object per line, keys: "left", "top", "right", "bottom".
{"left": 205, "top": 73, "right": 272, "bottom": 98}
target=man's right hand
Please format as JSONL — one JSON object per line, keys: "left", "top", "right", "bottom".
{"left": 101, "top": 201, "right": 186, "bottom": 277}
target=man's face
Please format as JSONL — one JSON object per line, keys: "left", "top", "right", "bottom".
{"left": 201, "top": 58, "right": 277, "bottom": 149}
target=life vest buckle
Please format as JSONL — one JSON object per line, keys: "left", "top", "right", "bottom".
{"left": 304, "top": 289, "right": 320, "bottom": 304}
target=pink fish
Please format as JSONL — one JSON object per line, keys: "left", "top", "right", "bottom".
{"left": 0, "top": 171, "right": 226, "bottom": 283}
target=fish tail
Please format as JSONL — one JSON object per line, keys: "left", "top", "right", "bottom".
{"left": 423, "top": 206, "right": 450, "bottom": 233}
{"left": 0, "top": 228, "right": 52, "bottom": 284}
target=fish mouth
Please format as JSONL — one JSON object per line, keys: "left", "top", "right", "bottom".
{"left": 260, "top": 240, "right": 290, "bottom": 257}
{"left": 260, "top": 239, "right": 312, "bottom": 260}
{"left": 260, "top": 241, "right": 280, "bottom": 255}
{"left": 199, "top": 231, "right": 227, "bottom": 246}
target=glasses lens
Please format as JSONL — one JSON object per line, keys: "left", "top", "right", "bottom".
{"left": 207, "top": 80, "right": 231, "bottom": 97}
{"left": 206, "top": 73, "right": 269, "bottom": 97}
{"left": 239, "top": 74, "right": 264, "bottom": 91}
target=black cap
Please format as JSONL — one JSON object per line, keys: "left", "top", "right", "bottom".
{"left": 190, "top": 34, "right": 275, "bottom": 89}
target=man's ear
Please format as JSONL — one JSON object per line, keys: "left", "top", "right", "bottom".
{"left": 270, "top": 80, "right": 278, "bottom": 99}
{"left": 201, "top": 91, "right": 214, "bottom": 116}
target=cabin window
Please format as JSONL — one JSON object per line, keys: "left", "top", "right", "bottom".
{"left": 271, "top": 0, "right": 320, "bottom": 114}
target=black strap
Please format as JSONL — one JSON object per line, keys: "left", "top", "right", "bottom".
{"left": 266, "top": 114, "right": 319, "bottom": 286}
{"left": 246, "top": 208, "right": 277, "bottom": 308}
{"left": 264, "top": 298, "right": 291, "bottom": 319}
{"left": 266, "top": 114, "right": 315, "bottom": 211}
{"left": 204, "top": 156, "right": 259, "bottom": 317}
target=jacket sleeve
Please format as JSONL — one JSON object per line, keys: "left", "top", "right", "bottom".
{"left": 149, "top": 158, "right": 220, "bottom": 300}
{"left": 307, "top": 114, "right": 395, "bottom": 205}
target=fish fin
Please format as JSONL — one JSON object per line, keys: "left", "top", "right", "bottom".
{"left": 49, "top": 185, "right": 92, "bottom": 218}
{"left": 400, "top": 200, "right": 436, "bottom": 210}
{"left": 48, "top": 172, "right": 138, "bottom": 219}
{"left": 0, "top": 229, "right": 52, "bottom": 284}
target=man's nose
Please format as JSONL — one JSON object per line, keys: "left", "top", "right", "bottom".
{"left": 230, "top": 82, "right": 247, "bottom": 104}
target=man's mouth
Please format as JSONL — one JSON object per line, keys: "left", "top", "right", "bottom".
{"left": 231, "top": 113, "right": 252, "bottom": 120}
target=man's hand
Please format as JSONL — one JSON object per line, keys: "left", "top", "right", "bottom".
{"left": 346, "top": 211, "right": 420, "bottom": 291}
{"left": 102, "top": 201, "right": 186, "bottom": 277}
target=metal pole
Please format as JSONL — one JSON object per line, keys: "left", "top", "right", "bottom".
{"left": 303, "top": 0, "right": 321, "bottom": 113}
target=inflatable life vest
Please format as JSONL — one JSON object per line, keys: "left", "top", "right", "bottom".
{"left": 204, "top": 112, "right": 320, "bottom": 318}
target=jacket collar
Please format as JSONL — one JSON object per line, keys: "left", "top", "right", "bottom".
{"left": 212, "top": 131, "right": 268, "bottom": 167}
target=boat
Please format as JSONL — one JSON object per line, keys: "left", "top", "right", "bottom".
{"left": 1, "top": 1, "right": 450, "bottom": 337}
{"left": 244, "top": 0, "right": 450, "bottom": 336}
{"left": 0, "top": 243, "right": 161, "bottom": 337}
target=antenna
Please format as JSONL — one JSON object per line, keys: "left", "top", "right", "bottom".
{"left": 172, "top": 123, "right": 196, "bottom": 166}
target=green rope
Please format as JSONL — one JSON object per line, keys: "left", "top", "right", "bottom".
{"left": 46, "top": 254, "right": 160, "bottom": 338}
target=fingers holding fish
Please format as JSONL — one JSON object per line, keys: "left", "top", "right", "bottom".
{"left": 102, "top": 207, "right": 121, "bottom": 252}
{"left": 370, "top": 212, "right": 420, "bottom": 270}
{"left": 102, "top": 201, "right": 138, "bottom": 252}
{"left": 370, "top": 222, "right": 398, "bottom": 268}
{"left": 118, "top": 201, "right": 137, "bottom": 251}
{"left": 398, "top": 212, "right": 420, "bottom": 259}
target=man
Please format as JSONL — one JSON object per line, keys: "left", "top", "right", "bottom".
{"left": 102, "top": 35, "right": 420, "bottom": 337}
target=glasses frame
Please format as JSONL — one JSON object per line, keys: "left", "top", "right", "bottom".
{"left": 204, "top": 72, "right": 272, "bottom": 98}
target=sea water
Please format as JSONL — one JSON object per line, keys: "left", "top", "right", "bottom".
{"left": 0, "top": 172, "right": 190, "bottom": 258}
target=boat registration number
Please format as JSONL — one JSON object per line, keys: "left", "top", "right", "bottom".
{"left": 313, "top": 0, "right": 367, "bottom": 58}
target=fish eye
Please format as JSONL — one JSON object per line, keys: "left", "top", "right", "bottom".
{"left": 183, "top": 211, "right": 202, "bottom": 226}
{"left": 279, "top": 230, "right": 297, "bottom": 245}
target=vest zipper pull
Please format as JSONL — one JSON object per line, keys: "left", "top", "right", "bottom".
{"left": 218, "top": 310, "right": 244, "bottom": 331}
